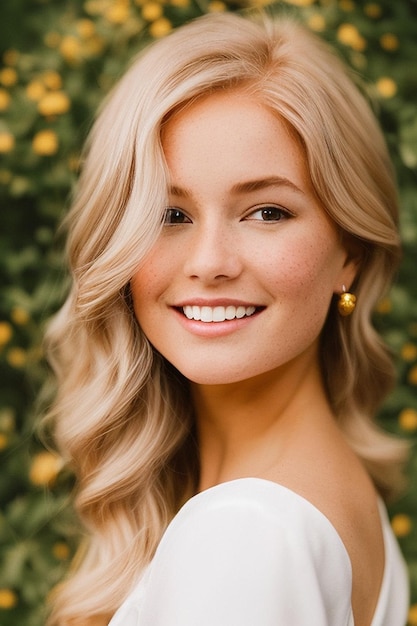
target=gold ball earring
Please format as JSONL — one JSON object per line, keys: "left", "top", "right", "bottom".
{"left": 337, "top": 285, "right": 356, "bottom": 316}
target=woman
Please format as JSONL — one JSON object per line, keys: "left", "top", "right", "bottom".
{"left": 45, "top": 11, "right": 409, "bottom": 626}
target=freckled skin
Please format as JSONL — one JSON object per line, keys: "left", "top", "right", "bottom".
{"left": 131, "top": 91, "right": 357, "bottom": 385}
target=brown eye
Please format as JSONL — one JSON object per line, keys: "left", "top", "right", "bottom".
{"left": 163, "top": 208, "right": 191, "bottom": 224}
{"left": 247, "top": 205, "right": 291, "bottom": 222}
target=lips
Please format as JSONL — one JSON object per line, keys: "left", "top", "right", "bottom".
{"left": 182, "top": 304, "right": 257, "bottom": 323}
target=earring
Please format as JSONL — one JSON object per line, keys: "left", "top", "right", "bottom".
{"left": 337, "top": 285, "right": 356, "bottom": 316}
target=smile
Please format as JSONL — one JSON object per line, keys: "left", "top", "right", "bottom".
{"left": 182, "top": 305, "right": 257, "bottom": 323}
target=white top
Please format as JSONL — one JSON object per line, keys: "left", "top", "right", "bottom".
{"left": 109, "top": 478, "right": 409, "bottom": 625}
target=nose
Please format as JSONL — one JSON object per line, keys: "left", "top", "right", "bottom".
{"left": 183, "top": 221, "right": 243, "bottom": 283}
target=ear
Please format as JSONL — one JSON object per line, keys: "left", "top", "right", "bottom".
{"left": 334, "top": 238, "right": 364, "bottom": 294}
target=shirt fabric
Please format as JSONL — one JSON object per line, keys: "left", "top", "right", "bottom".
{"left": 109, "top": 478, "right": 409, "bottom": 625}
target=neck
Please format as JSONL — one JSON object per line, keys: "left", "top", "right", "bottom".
{"left": 192, "top": 346, "right": 334, "bottom": 491}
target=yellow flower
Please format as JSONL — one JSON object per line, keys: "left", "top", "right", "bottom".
{"left": 208, "top": 0, "right": 226, "bottom": 11}
{"left": 0, "top": 407, "right": 15, "bottom": 432}
{"left": 0, "top": 88, "right": 11, "bottom": 111}
{"left": 29, "top": 451, "right": 63, "bottom": 486}
{"left": 2, "top": 49, "right": 19, "bottom": 65}
{"left": 76, "top": 18, "right": 96, "bottom": 38}
{"left": 169, "top": 0, "right": 190, "bottom": 7}
{"left": 32, "top": 129, "right": 59, "bottom": 156}
{"left": 42, "top": 70, "right": 62, "bottom": 90}
{"left": 307, "top": 14, "right": 326, "bottom": 32}
{"left": 364, "top": 3, "right": 382, "bottom": 18}
{"left": 408, "top": 365, "right": 417, "bottom": 386}
{"left": 44, "top": 31, "right": 62, "bottom": 48}
{"left": 142, "top": 1, "right": 163, "bottom": 21}
{"left": 7, "top": 347, "right": 27, "bottom": 367}
{"left": 149, "top": 17, "right": 172, "bottom": 37}
{"left": 391, "top": 513, "right": 412, "bottom": 538}
{"left": 26, "top": 80, "right": 46, "bottom": 101}
{"left": 83, "top": 35, "right": 106, "bottom": 57}
{"left": 0, "top": 321, "right": 13, "bottom": 345}
{"left": 376, "top": 77, "right": 397, "bottom": 98}
{"left": 401, "top": 342, "right": 417, "bottom": 362}
{"left": 399, "top": 408, "right": 417, "bottom": 432}
{"left": 11, "top": 307, "right": 30, "bottom": 326}
{"left": 0, "top": 588, "right": 18, "bottom": 609}
{"left": 60, "top": 35, "right": 82, "bottom": 63}
{"left": 0, "top": 169, "right": 12, "bottom": 185}
{"left": 0, "top": 67, "right": 18, "bottom": 87}
{"left": 105, "top": 3, "right": 130, "bottom": 24}
{"left": 339, "top": 0, "right": 355, "bottom": 11}
{"left": 0, "top": 131, "right": 15, "bottom": 153}
{"left": 283, "top": 0, "right": 314, "bottom": 5}
{"left": 337, "top": 23, "right": 366, "bottom": 51}
{"left": 0, "top": 433, "right": 8, "bottom": 451}
{"left": 409, "top": 604, "right": 417, "bottom": 626}
{"left": 38, "top": 91, "right": 70, "bottom": 116}
{"left": 375, "top": 296, "right": 391, "bottom": 314}
{"left": 53, "top": 542, "right": 71, "bottom": 560}
{"left": 380, "top": 33, "right": 399, "bottom": 51}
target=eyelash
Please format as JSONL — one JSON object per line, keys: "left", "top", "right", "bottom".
{"left": 162, "top": 204, "right": 293, "bottom": 225}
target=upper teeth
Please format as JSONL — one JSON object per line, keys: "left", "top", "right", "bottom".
{"left": 183, "top": 305, "right": 256, "bottom": 323}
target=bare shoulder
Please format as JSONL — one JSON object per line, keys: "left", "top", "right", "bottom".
{"left": 266, "top": 419, "right": 384, "bottom": 626}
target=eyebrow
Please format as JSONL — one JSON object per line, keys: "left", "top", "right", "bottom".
{"left": 168, "top": 176, "right": 304, "bottom": 198}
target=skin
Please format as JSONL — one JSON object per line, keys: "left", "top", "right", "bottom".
{"left": 131, "top": 91, "right": 384, "bottom": 626}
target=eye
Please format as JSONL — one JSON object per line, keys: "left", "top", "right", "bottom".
{"left": 246, "top": 205, "right": 292, "bottom": 222}
{"left": 163, "top": 207, "right": 192, "bottom": 225}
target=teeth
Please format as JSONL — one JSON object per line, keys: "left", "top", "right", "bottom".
{"left": 183, "top": 305, "right": 256, "bottom": 322}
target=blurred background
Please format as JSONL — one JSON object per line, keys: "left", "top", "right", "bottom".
{"left": 0, "top": 0, "right": 416, "bottom": 624}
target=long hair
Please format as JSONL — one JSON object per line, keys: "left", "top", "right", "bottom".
{"left": 44, "top": 12, "right": 407, "bottom": 624}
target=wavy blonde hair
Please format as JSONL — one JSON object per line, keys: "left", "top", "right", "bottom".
{"left": 45, "top": 11, "right": 407, "bottom": 625}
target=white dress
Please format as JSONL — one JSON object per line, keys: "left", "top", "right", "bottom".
{"left": 109, "top": 478, "right": 409, "bottom": 625}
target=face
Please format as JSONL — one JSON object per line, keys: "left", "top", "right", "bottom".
{"left": 131, "top": 91, "right": 357, "bottom": 385}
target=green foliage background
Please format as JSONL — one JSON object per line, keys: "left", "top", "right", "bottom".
{"left": 0, "top": 0, "right": 416, "bottom": 624}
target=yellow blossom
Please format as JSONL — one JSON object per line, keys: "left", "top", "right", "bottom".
{"left": 375, "top": 297, "right": 392, "bottom": 314}
{"left": 38, "top": 91, "right": 70, "bottom": 116}
{"left": 0, "top": 434, "right": 8, "bottom": 451}
{"left": 364, "top": 3, "right": 382, "bottom": 18}
{"left": 380, "top": 33, "right": 399, "bottom": 51}
{"left": 307, "top": 14, "right": 326, "bottom": 32}
{"left": 83, "top": 35, "right": 106, "bottom": 57}
{"left": 0, "top": 408, "right": 15, "bottom": 432}
{"left": 169, "top": 0, "right": 190, "bottom": 6}
{"left": 84, "top": 0, "right": 110, "bottom": 14}
{"left": 409, "top": 604, "right": 417, "bottom": 626}
{"left": 399, "top": 408, "right": 417, "bottom": 432}
{"left": 0, "top": 88, "right": 11, "bottom": 111}
{"left": 142, "top": 1, "right": 163, "bottom": 21}
{"left": 408, "top": 365, "right": 417, "bottom": 386}
{"left": 149, "top": 17, "right": 172, "bottom": 37}
{"left": 44, "top": 31, "right": 62, "bottom": 48}
{"left": 337, "top": 23, "right": 366, "bottom": 51}
{"left": 76, "top": 18, "right": 96, "bottom": 38}
{"left": 339, "top": 0, "right": 355, "bottom": 11}
{"left": 376, "top": 77, "right": 397, "bottom": 98}
{"left": 29, "top": 451, "right": 63, "bottom": 486}
{"left": 11, "top": 307, "right": 30, "bottom": 326}
{"left": 3, "top": 49, "right": 19, "bottom": 65}
{"left": 208, "top": 0, "right": 226, "bottom": 11}
{"left": 53, "top": 542, "right": 71, "bottom": 560}
{"left": 391, "top": 513, "right": 412, "bottom": 538}
{"left": 60, "top": 35, "right": 83, "bottom": 63}
{"left": 26, "top": 80, "right": 46, "bottom": 101}
{"left": 0, "top": 67, "right": 18, "bottom": 87}
{"left": 401, "top": 342, "right": 417, "bottom": 362}
{"left": 32, "top": 129, "right": 59, "bottom": 156}
{"left": 283, "top": 0, "right": 314, "bottom": 5}
{"left": 7, "top": 347, "right": 27, "bottom": 367}
{"left": 0, "top": 321, "right": 13, "bottom": 345}
{"left": 105, "top": 3, "right": 130, "bottom": 24}
{"left": 0, "top": 169, "right": 12, "bottom": 185}
{"left": 42, "top": 70, "right": 62, "bottom": 90}
{"left": 0, "top": 132, "right": 15, "bottom": 153}
{"left": 0, "top": 588, "right": 18, "bottom": 609}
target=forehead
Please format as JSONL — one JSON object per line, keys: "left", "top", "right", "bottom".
{"left": 161, "top": 90, "right": 310, "bottom": 192}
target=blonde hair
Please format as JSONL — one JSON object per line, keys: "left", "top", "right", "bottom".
{"left": 44, "top": 12, "right": 407, "bottom": 624}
